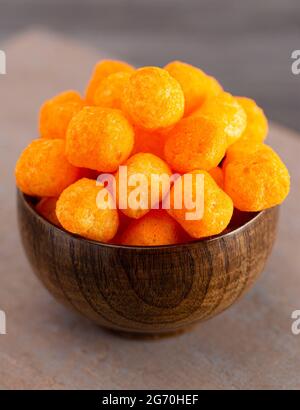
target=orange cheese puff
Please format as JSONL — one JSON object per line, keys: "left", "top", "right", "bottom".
{"left": 109, "top": 211, "right": 132, "bottom": 244}
{"left": 224, "top": 147, "right": 290, "bottom": 211}
{"left": 132, "top": 126, "right": 167, "bottom": 159}
{"left": 164, "top": 115, "right": 228, "bottom": 173}
{"left": 118, "top": 210, "right": 132, "bottom": 233}
{"left": 39, "top": 90, "right": 84, "bottom": 140}
{"left": 56, "top": 178, "right": 119, "bottom": 242}
{"left": 193, "top": 92, "right": 247, "bottom": 146}
{"left": 15, "top": 139, "right": 81, "bottom": 197}
{"left": 66, "top": 107, "right": 134, "bottom": 172}
{"left": 236, "top": 96, "right": 268, "bottom": 143}
{"left": 166, "top": 170, "right": 233, "bottom": 239}
{"left": 94, "top": 71, "right": 131, "bottom": 109}
{"left": 120, "top": 210, "right": 188, "bottom": 246}
{"left": 164, "top": 61, "right": 220, "bottom": 116}
{"left": 115, "top": 153, "right": 172, "bottom": 219}
{"left": 209, "top": 167, "right": 224, "bottom": 189}
{"left": 122, "top": 67, "right": 184, "bottom": 130}
{"left": 36, "top": 197, "right": 61, "bottom": 226}
{"left": 223, "top": 141, "right": 272, "bottom": 169}
{"left": 85, "top": 60, "right": 134, "bottom": 105}
{"left": 207, "top": 75, "right": 223, "bottom": 97}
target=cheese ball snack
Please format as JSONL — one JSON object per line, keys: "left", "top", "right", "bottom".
{"left": 94, "top": 71, "right": 131, "bottom": 109}
{"left": 193, "top": 92, "right": 247, "bottom": 146}
{"left": 236, "top": 96, "right": 268, "bottom": 143}
{"left": 120, "top": 210, "right": 187, "bottom": 246}
{"left": 115, "top": 153, "right": 172, "bottom": 219}
{"left": 165, "top": 61, "right": 222, "bottom": 115}
{"left": 208, "top": 75, "right": 224, "bottom": 97}
{"left": 15, "top": 139, "right": 81, "bottom": 197}
{"left": 209, "top": 167, "right": 224, "bottom": 189}
{"left": 122, "top": 67, "right": 184, "bottom": 130}
{"left": 39, "top": 90, "right": 84, "bottom": 140}
{"left": 223, "top": 141, "right": 272, "bottom": 169}
{"left": 56, "top": 178, "right": 119, "bottom": 242}
{"left": 164, "top": 115, "right": 227, "bottom": 173}
{"left": 166, "top": 170, "right": 233, "bottom": 238}
{"left": 16, "top": 58, "right": 291, "bottom": 247}
{"left": 224, "top": 147, "right": 290, "bottom": 211}
{"left": 85, "top": 59, "right": 134, "bottom": 105}
{"left": 66, "top": 107, "right": 134, "bottom": 172}
{"left": 36, "top": 197, "right": 60, "bottom": 226}
{"left": 118, "top": 210, "right": 132, "bottom": 233}
{"left": 132, "top": 126, "right": 167, "bottom": 159}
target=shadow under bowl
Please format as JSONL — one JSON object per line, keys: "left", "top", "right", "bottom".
{"left": 17, "top": 190, "right": 279, "bottom": 335}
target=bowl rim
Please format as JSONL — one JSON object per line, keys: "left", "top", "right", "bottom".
{"left": 18, "top": 189, "right": 273, "bottom": 251}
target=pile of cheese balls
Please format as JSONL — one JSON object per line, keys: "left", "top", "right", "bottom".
{"left": 15, "top": 60, "right": 290, "bottom": 246}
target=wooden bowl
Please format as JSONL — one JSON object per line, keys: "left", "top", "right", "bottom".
{"left": 17, "top": 190, "right": 279, "bottom": 335}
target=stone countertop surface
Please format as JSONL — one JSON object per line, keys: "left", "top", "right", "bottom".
{"left": 0, "top": 30, "right": 299, "bottom": 390}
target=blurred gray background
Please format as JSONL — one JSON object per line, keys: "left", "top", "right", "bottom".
{"left": 1, "top": 0, "right": 300, "bottom": 131}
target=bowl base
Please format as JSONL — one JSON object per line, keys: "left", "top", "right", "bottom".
{"left": 106, "top": 325, "right": 196, "bottom": 340}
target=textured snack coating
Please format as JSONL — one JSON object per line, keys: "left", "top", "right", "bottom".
{"left": 85, "top": 59, "right": 134, "bottom": 105}
{"left": 209, "top": 167, "right": 224, "bottom": 188}
{"left": 167, "top": 170, "right": 233, "bottom": 238}
{"left": 120, "top": 210, "right": 186, "bottom": 246}
{"left": 39, "top": 90, "right": 84, "bottom": 140}
{"left": 165, "top": 61, "right": 222, "bottom": 115}
{"left": 66, "top": 107, "right": 134, "bottom": 172}
{"left": 115, "top": 153, "right": 172, "bottom": 219}
{"left": 56, "top": 178, "right": 119, "bottom": 242}
{"left": 15, "top": 139, "right": 81, "bottom": 197}
{"left": 132, "top": 126, "right": 167, "bottom": 159}
{"left": 164, "top": 115, "right": 228, "bottom": 173}
{"left": 223, "top": 141, "right": 272, "bottom": 169}
{"left": 224, "top": 147, "right": 290, "bottom": 211}
{"left": 122, "top": 67, "right": 184, "bottom": 130}
{"left": 194, "top": 92, "right": 247, "bottom": 146}
{"left": 208, "top": 76, "right": 224, "bottom": 98}
{"left": 94, "top": 71, "right": 131, "bottom": 110}
{"left": 236, "top": 96, "right": 268, "bottom": 143}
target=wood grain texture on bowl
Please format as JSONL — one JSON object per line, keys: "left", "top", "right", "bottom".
{"left": 17, "top": 190, "right": 279, "bottom": 334}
